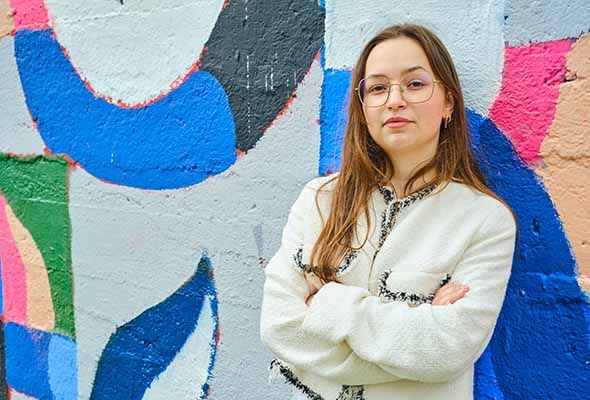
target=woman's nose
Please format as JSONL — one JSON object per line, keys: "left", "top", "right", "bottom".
{"left": 386, "top": 84, "right": 406, "bottom": 108}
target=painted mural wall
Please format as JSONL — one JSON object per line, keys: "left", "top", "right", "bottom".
{"left": 0, "top": 0, "right": 588, "bottom": 399}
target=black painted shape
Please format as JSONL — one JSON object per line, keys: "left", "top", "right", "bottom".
{"left": 201, "top": 0, "right": 325, "bottom": 151}
{"left": 0, "top": 322, "right": 7, "bottom": 400}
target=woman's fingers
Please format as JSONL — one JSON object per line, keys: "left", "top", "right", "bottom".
{"left": 304, "top": 272, "right": 322, "bottom": 294}
{"left": 432, "top": 282, "right": 469, "bottom": 306}
{"left": 305, "top": 292, "right": 316, "bottom": 306}
{"left": 304, "top": 273, "right": 322, "bottom": 306}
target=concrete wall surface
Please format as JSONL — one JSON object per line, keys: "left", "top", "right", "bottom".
{"left": 0, "top": 0, "right": 588, "bottom": 399}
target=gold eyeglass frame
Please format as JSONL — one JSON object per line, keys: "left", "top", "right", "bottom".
{"left": 355, "top": 76, "right": 442, "bottom": 107}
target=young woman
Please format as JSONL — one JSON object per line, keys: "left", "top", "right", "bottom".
{"left": 260, "top": 24, "right": 518, "bottom": 400}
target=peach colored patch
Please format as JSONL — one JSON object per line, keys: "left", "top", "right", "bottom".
{"left": 490, "top": 39, "right": 572, "bottom": 165}
{"left": 0, "top": 0, "right": 14, "bottom": 37}
{"left": 9, "top": 0, "right": 48, "bottom": 31}
{"left": 536, "top": 34, "right": 590, "bottom": 295}
{"left": 5, "top": 201, "right": 55, "bottom": 330}
{"left": 0, "top": 194, "right": 27, "bottom": 324}
{"left": 579, "top": 276, "right": 590, "bottom": 294}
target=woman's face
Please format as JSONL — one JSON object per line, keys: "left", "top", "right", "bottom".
{"left": 361, "top": 37, "right": 453, "bottom": 162}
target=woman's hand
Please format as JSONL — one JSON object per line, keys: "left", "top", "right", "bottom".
{"left": 304, "top": 272, "right": 323, "bottom": 305}
{"left": 432, "top": 282, "right": 469, "bottom": 306}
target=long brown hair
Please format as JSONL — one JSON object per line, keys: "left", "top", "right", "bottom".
{"left": 309, "top": 23, "right": 517, "bottom": 282}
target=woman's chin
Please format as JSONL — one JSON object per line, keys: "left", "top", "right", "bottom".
{"left": 382, "top": 132, "right": 415, "bottom": 148}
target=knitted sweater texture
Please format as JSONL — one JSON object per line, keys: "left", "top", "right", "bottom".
{"left": 260, "top": 175, "right": 517, "bottom": 400}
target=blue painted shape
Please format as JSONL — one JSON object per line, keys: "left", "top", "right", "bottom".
{"left": 5, "top": 322, "right": 51, "bottom": 398}
{"left": 474, "top": 346, "right": 504, "bottom": 400}
{"left": 317, "top": 74, "right": 590, "bottom": 396}
{"left": 200, "top": 274, "right": 219, "bottom": 399}
{"left": 90, "top": 257, "right": 218, "bottom": 400}
{"left": 468, "top": 110, "right": 590, "bottom": 399}
{"left": 14, "top": 29, "right": 236, "bottom": 190}
{"left": 583, "top": 292, "right": 590, "bottom": 354}
{"left": 48, "top": 334, "right": 77, "bottom": 400}
{"left": 3, "top": 322, "right": 77, "bottom": 400}
{"left": 319, "top": 68, "right": 352, "bottom": 175}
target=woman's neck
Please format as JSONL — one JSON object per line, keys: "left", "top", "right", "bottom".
{"left": 387, "top": 142, "right": 438, "bottom": 198}
{"left": 389, "top": 164, "right": 437, "bottom": 199}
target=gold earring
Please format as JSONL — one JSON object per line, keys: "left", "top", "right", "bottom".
{"left": 444, "top": 115, "right": 452, "bottom": 129}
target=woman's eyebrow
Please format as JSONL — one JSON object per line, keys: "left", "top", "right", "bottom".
{"left": 365, "top": 66, "right": 428, "bottom": 79}
{"left": 402, "top": 65, "right": 427, "bottom": 74}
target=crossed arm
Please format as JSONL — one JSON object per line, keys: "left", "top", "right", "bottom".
{"left": 259, "top": 185, "right": 517, "bottom": 385}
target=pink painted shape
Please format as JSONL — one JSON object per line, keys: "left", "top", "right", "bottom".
{"left": 0, "top": 195, "right": 27, "bottom": 324}
{"left": 489, "top": 39, "right": 573, "bottom": 165}
{"left": 9, "top": 0, "right": 49, "bottom": 31}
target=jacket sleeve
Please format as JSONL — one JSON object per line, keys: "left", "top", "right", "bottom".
{"left": 301, "top": 202, "right": 517, "bottom": 383}
{"left": 260, "top": 181, "right": 403, "bottom": 385}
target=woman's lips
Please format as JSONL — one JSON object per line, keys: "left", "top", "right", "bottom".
{"left": 384, "top": 121, "right": 411, "bottom": 128}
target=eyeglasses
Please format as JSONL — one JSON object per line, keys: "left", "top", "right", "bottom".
{"left": 355, "top": 72, "right": 441, "bottom": 107}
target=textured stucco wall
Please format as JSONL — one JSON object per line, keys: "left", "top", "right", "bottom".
{"left": 0, "top": 0, "right": 589, "bottom": 399}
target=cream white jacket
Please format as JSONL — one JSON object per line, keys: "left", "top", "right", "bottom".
{"left": 260, "top": 175, "right": 517, "bottom": 400}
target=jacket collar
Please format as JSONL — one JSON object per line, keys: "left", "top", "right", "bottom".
{"left": 377, "top": 183, "right": 439, "bottom": 206}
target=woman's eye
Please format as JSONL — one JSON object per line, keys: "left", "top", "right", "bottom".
{"left": 368, "top": 85, "right": 387, "bottom": 93}
{"left": 407, "top": 80, "right": 425, "bottom": 89}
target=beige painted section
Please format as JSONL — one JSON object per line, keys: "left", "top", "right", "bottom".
{"left": 5, "top": 202, "right": 55, "bottom": 330}
{"left": 0, "top": 0, "right": 13, "bottom": 38}
{"left": 537, "top": 34, "right": 590, "bottom": 294}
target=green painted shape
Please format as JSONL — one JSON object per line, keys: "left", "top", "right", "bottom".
{"left": 0, "top": 154, "right": 75, "bottom": 338}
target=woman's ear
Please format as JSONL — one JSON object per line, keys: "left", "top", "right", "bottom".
{"left": 444, "top": 92, "right": 455, "bottom": 116}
